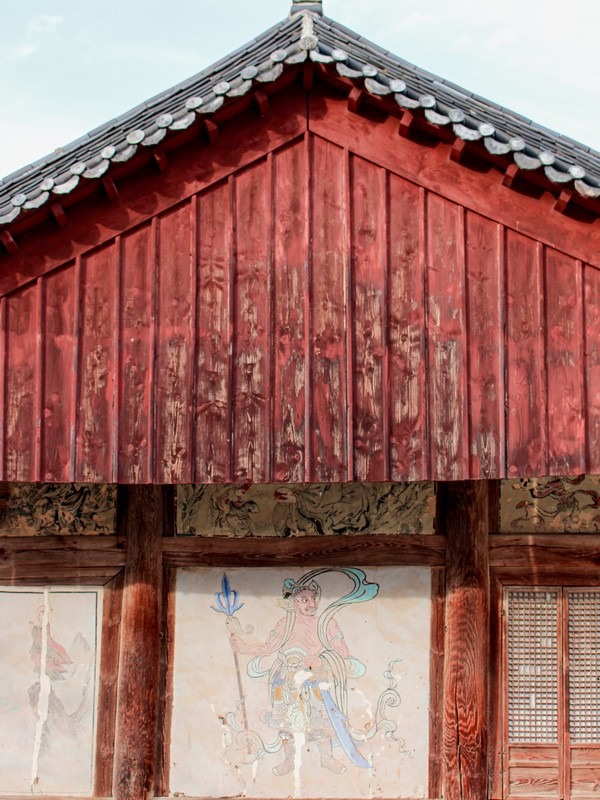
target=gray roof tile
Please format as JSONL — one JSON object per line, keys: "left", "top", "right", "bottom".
{"left": 2, "top": 9, "right": 600, "bottom": 228}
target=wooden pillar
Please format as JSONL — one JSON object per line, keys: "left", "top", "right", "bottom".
{"left": 113, "top": 485, "right": 164, "bottom": 800}
{"left": 439, "top": 480, "right": 490, "bottom": 800}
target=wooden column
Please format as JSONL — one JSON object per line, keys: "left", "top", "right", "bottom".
{"left": 113, "top": 485, "right": 164, "bottom": 800}
{"left": 439, "top": 480, "right": 490, "bottom": 800}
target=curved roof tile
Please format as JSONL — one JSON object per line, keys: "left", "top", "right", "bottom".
{"left": 2, "top": 9, "right": 600, "bottom": 228}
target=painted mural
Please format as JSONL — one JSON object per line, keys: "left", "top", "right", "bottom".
{"left": 500, "top": 475, "right": 600, "bottom": 532}
{"left": 0, "top": 483, "right": 116, "bottom": 535}
{"left": 171, "top": 566, "right": 431, "bottom": 798}
{"left": 0, "top": 588, "right": 101, "bottom": 795}
{"left": 176, "top": 482, "right": 435, "bottom": 537}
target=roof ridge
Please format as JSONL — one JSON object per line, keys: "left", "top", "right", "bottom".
{"left": 2, "top": 10, "right": 600, "bottom": 227}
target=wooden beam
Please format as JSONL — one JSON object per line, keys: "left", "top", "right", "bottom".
{"left": 0, "top": 535, "right": 125, "bottom": 584}
{"left": 153, "top": 149, "right": 169, "bottom": 172}
{"left": 490, "top": 533, "right": 600, "bottom": 570}
{"left": 203, "top": 119, "right": 220, "bottom": 144}
{"left": 0, "top": 231, "right": 18, "bottom": 255}
{"left": 347, "top": 87, "right": 364, "bottom": 114}
{"left": 154, "top": 567, "right": 176, "bottom": 796}
{"left": 450, "top": 138, "right": 468, "bottom": 164}
{"left": 102, "top": 175, "right": 119, "bottom": 201}
{"left": 50, "top": 201, "right": 68, "bottom": 227}
{"left": 95, "top": 571, "right": 124, "bottom": 796}
{"left": 439, "top": 480, "right": 490, "bottom": 800}
{"left": 163, "top": 532, "right": 446, "bottom": 567}
{"left": 502, "top": 162, "right": 519, "bottom": 189}
{"left": 554, "top": 188, "right": 573, "bottom": 214}
{"left": 253, "top": 90, "right": 270, "bottom": 117}
{"left": 397, "top": 108, "right": 415, "bottom": 138}
{"left": 112, "top": 485, "right": 163, "bottom": 800}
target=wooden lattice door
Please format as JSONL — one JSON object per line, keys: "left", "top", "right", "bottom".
{"left": 503, "top": 588, "right": 600, "bottom": 799}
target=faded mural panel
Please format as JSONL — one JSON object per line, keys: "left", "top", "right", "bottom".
{"left": 0, "top": 588, "right": 102, "bottom": 795}
{"left": 500, "top": 475, "right": 600, "bottom": 532}
{"left": 177, "top": 482, "right": 435, "bottom": 536}
{"left": 171, "top": 566, "right": 431, "bottom": 798}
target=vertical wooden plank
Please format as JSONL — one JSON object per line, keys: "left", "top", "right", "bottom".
{"left": 506, "top": 232, "right": 548, "bottom": 477}
{"left": 4, "top": 283, "right": 39, "bottom": 481}
{"left": 388, "top": 177, "right": 427, "bottom": 481}
{"left": 0, "top": 297, "right": 6, "bottom": 478}
{"left": 350, "top": 155, "right": 387, "bottom": 481}
{"left": 77, "top": 243, "right": 117, "bottom": 482}
{"left": 232, "top": 158, "right": 272, "bottom": 482}
{"left": 488, "top": 575, "right": 504, "bottom": 800}
{"left": 585, "top": 265, "right": 600, "bottom": 473}
{"left": 195, "top": 181, "right": 232, "bottom": 483}
{"left": 155, "top": 567, "right": 176, "bottom": 796}
{"left": 273, "top": 139, "right": 308, "bottom": 482}
{"left": 119, "top": 224, "right": 154, "bottom": 483}
{"left": 113, "top": 485, "right": 163, "bottom": 800}
{"left": 41, "top": 266, "right": 76, "bottom": 481}
{"left": 94, "top": 570, "right": 124, "bottom": 797}
{"left": 545, "top": 250, "right": 585, "bottom": 474}
{"left": 427, "top": 194, "right": 469, "bottom": 480}
{"left": 310, "top": 136, "right": 347, "bottom": 481}
{"left": 156, "top": 202, "right": 194, "bottom": 483}
{"left": 428, "top": 566, "right": 445, "bottom": 799}
{"left": 440, "top": 480, "right": 490, "bottom": 800}
{"left": 466, "top": 212, "right": 505, "bottom": 478}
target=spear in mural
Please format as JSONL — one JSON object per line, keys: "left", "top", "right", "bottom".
{"left": 211, "top": 573, "right": 249, "bottom": 734}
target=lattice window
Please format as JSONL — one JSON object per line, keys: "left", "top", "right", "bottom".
{"left": 507, "top": 590, "right": 559, "bottom": 743}
{"left": 567, "top": 590, "right": 600, "bottom": 744}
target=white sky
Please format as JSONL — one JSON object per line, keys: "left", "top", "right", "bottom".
{"left": 1, "top": 0, "right": 600, "bottom": 180}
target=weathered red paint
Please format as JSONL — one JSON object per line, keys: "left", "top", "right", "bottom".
{"left": 1, "top": 88, "right": 599, "bottom": 483}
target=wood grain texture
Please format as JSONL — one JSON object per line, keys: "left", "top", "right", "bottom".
{"left": 0, "top": 535, "right": 125, "bottom": 583}
{"left": 307, "top": 90, "right": 600, "bottom": 269}
{"left": 163, "top": 532, "right": 445, "bottom": 567}
{"left": 113, "top": 486, "right": 163, "bottom": 800}
{"left": 232, "top": 158, "right": 272, "bottom": 482}
{"left": 310, "top": 136, "right": 347, "bottom": 481}
{"left": 440, "top": 480, "right": 490, "bottom": 800}
{"left": 4, "top": 283, "right": 39, "bottom": 480}
{"left": 42, "top": 266, "right": 76, "bottom": 481}
{"left": 350, "top": 155, "right": 387, "bottom": 480}
{"left": 95, "top": 570, "right": 124, "bottom": 796}
{"left": 0, "top": 89, "right": 308, "bottom": 297}
{"left": 119, "top": 225, "right": 154, "bottom": 483}
{"left": 0, "top": 88, "right": 598, "bottom": 483}
{"left": 490, "top": 534, "right": 600, "bottom": 569}
{"left": 387, "top": 176, "right": 427, "bottom": 480}
{"left": 428, "top": 567, "right": 445, "bottom": 799}
{"left": 77, "top": 244, "right": 117, "bottom": 481}
{"left": 545, "top": 249, "right": 585, "bottom": 474}
{"left": 272, "top": 139, "right": 308, "bottom": 482}
{"left": 585, "top": 264, "right": 600, "bottom": 473}
{"left": 194, "top": 181, "right": 232, "bottom": 482}
{"left": 156, "top": 202, "right": 195, "bottom": 483}
{"left": 427, "top": 196, "right": 468, "bottom": 480}
{"left": 466, "top": 212, "right": 504, "bottom": 478}
{"left": 506, "top": 232, "right": 548, "bottom": 477}
{"left": 155, "top": 568, "right": 176, "bottom": 797}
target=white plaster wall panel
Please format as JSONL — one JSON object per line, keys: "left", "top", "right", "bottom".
{"left": 0, "top": 588, "right": 102, "bottom": 796}
{"left": 171, "top": 566, "right": 431, "bottom": 798}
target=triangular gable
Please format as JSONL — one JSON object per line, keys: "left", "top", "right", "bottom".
{"left": 0, "top": 3, "right": 598, "bottom": 484}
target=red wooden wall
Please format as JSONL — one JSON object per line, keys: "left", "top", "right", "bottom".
{"left": 1, "top": 93, "right": 599, "bottom": 484}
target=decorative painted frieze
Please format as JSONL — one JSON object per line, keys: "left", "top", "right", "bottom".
{"left": 0, "top": 483, "right": 116, "bottom": 535}
{"left": 176, "top": 482, "right": 435, "bottom": 536}
{"left": 500, "top": 475, "right": 600, "bottom": 532}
